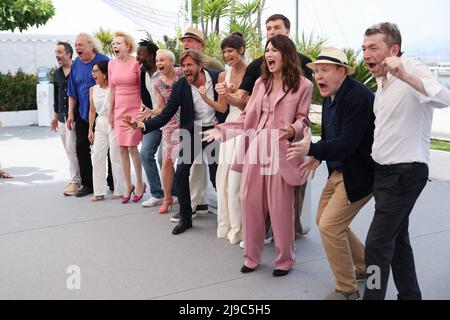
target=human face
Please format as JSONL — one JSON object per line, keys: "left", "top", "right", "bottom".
{"left": 313, "top": 64, "right": 347, "bottom": 98}
{"left": 136, "top": 46, "right": 153, "bottom": 70}
{"left": 92, "top": 65, "right": 106, "bottom": 86}
{"left": 75, "top": 35, "right": 94, "bottom": 62}
{"left": 265, "top": 42, "right": 283, "bottom": 75}
{"left": 55, "top": 45, "right": 71, "bottom": 67}
{"left": 181, "top": 56, "right": 201, "bottom": 85}
{"left": 265, "top": 19, "right": 290, "bottom": 40}
{"left": 112, "top": 36, "right": 129, "bottom": 59}
{"left": 155, "top": 53, "right": 173, "bottom": 76}
{"left": 222, "top": 47, "right": 243, "bottom": 68}
{"left": 362, "top": 33, "right": 399, "bottom": 77}
{"left": 181, "top": 37, "right": 203, "bottom": 52}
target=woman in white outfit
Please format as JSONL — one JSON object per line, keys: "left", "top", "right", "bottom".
{"left": 198, "top": 32, "right": 247, "bottom": 244}
{"left": 88, "top": 61, "right": 124, "bottom": 201}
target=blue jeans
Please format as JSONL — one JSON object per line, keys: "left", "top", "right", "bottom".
{"left": 140, "top": 130, "right": 164, "bottom": 199}
{"left": 140, "top": 130, "right": 177, "bottom": 198}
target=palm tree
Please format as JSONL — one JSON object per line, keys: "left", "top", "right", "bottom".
{"left": 344, "top": 48, "right": 377, "bottom": 92}
{"left": 94, "top": 27, "right": 114, "bottom": 57}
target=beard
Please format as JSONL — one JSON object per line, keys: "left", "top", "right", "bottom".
{"left": 186, "top": 70, "right": 200, "bottom": 85}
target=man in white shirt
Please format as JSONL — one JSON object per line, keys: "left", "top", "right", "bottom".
{"left": 362, "top": 22, "right": 450, "bottom": 300}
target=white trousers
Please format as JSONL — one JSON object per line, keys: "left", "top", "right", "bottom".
{"left": 91, "top": 116, "right": 123, "bottom": 197}
{"left": 189, "top": 158, "right": 208, "bottom": 209}
{"left": 58, "top": 121, "right": 80, "bottom": 184}
{"left": 216, "top": 107, "right": 243, "bottom": 244}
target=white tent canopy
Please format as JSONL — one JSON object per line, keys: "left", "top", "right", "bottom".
{"left": 0, "top": 34, "right": 76, "bottom": 74}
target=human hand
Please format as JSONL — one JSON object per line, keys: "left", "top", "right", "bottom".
{"left": 121, "top": 115, "right": 143, "bottom": 131}
{"left": 200, "top": 124, "right": 221, "bottom": 143}
{"left": 279, "top": 118, "right": 295, "bottom": 141}
{"left": 51, "top": 118, "right": 58, "bottom": 132}
{"left": 107, "top": 112, "right": 114, "bottom": 129}
{"left": 67, "top": 114, "right": 74, "bottom": 130}
{"left": 137, "top": 106, "right": 153, "bottom": 122}
{"left": 88, "top": 130, "right": 94, "bottom": 144}
{"left": 382, "top": 56, "right": 407, "bottom": 80}
{"left": 298, "top": 156, "right": 320, "bottom": 179}
{"left": 198, "top": 85, "right": 208, "bottom": 101}
{"left": 286, "top": 127, "right": 311, "bottom": 160}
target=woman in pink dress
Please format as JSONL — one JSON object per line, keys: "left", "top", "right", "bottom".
{"left": 108, "top": 31, "right": 146, "bottom": 204}
{"left": 151, "top": 49, "right": 182, "bottom": 214}
{"left": 202, "top": 35, "right": 312, "bottom": 276}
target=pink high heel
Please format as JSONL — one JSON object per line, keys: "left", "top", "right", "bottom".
{"left": 159, "top": 196, "right": 174, "bottom": 214}
{"left": 121, "top": 185, "right": 135, "bottom": 204}
{"left": 132, "top": 183, "right": 147, "bottom": 203}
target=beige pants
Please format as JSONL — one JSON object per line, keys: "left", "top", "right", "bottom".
{"left": 317, "top": 171, "right": 372, "bottom": 293}
{"left": 58, "top": 121, "right": 80, "bottom": 184}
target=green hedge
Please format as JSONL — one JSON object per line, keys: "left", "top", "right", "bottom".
{"left": 0, "top": 69, "right": 37, "bottom": 112}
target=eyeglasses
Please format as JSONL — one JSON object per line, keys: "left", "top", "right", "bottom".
{"left": 92, "top": 69, "right": 100, "bottom": 74}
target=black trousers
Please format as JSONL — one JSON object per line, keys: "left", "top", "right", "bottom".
{"left": 363, "top": 162, "right": 428, "bottom": 300}
{"left": 75, "top": 118, "right": 93, "bottom": 189}
{"left": 175, "top": 126, "right": 218, "bottom": 221}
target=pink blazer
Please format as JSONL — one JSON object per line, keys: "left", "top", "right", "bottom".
{"left": 219, "top": 76, "right": 313, "bottom": 186}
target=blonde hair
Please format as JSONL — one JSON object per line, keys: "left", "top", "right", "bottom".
{"left": 77, "top": 32, "right": 102, "bottom": 54}
{"left": 114, "top": 31, "right": 136, "bottom": 54}
{"left": 156, "top": 49, "right": 176, "bottom": 65}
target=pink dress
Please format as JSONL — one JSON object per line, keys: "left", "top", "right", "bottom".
{"left": 108, "top": 58, "right": 143, "bottom": 146}
{"left": 153, "top": 68, "right": 182, "bottom": 160}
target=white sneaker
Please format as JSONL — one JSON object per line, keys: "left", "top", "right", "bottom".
{"left": 142, "top": 197, "right": 163, "bottom": 207}
{"left": 239, "top": 236, "right": 273, "bottom": 249}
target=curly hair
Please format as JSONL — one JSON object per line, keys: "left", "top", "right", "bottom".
{"left": 114, "top": 31, "right": 137, "bottom": 54}
{"left": 138, "top": 37, "right": 159, "bottom": 56}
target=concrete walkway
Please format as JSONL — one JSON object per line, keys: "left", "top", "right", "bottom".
{"left": 0, "top": 126, "right": 449, "bottom": 300}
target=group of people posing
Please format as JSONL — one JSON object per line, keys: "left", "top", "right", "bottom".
{"left": 51, "top": 14, "right": 450, "bottom": 300}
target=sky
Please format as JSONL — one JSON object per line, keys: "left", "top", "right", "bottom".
{"left": 8, "top": 0, "right": 450, "bottom": 60}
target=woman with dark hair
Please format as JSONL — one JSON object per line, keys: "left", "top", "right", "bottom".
{"left": 202, "top": 35, "right": 313, "bottom": 276}
{"left": 88, "top": 60, "right": 123, "bottom": 201}
{"left": 198, "top": 32, "right": 247, "bottom": 245}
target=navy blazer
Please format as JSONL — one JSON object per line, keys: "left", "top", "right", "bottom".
{"left": 142, "top": 69, "right": 228, "bottom": 134}
{"left": 308, "top": 76, "right": 375, "bottom": 202}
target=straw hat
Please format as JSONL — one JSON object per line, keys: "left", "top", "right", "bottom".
{"left": 307, "top": 47, "right": 355, "bottom": 75}
{"left": 179, "top": 27, "right": 205, "bottom": 46}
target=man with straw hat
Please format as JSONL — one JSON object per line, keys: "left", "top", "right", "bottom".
{"left": 287, "top": 47, "right": 375, "bottom": 300}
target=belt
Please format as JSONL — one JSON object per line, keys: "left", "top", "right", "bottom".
{"left": 375, "top": 162, "right": 426, "bottom": 172}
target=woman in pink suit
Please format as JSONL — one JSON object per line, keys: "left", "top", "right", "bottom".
{"left": 108, "top": 32, "right": 146, "bottom": 204}
{"left": 202, "top": 35, "right": 313, "bottom": 276}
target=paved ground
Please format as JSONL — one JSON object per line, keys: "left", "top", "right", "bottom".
{"left": 0, "top": 126, "right": 449, "bottom": 300}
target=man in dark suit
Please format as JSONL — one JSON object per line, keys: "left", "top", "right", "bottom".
{"left": 128, "top": 50, "right": 228, "bottom": 235}
{"left": 287, "top": 47, "right": 375, "bottom": 300}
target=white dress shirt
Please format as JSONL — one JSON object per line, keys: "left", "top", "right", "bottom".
{"left": 145, "top": 70, "right": 160, "bottom": 107}
{"left": 372, "top": 55, "right": 450, "bottom": 165}
{"left": 191, "top": 70, "right": 217, "bottom": 127}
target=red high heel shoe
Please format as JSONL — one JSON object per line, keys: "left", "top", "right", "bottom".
{"left": 159, "top": 196, "right": 174, "bottom": 214}
{"left": 121, "top": 185, "right": 135, "bottom": 204}
{"left": 132, "top": 183, "right": 147, "bottom": 203}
